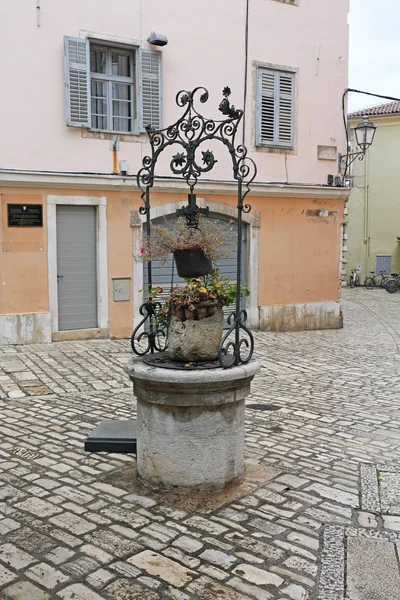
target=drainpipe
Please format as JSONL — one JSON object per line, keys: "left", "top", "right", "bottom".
{"left": 111, "top": 137, "right": 119, "bottom": 175}
{"left": 363, "top": 151, "right": 370, "bottom": 274}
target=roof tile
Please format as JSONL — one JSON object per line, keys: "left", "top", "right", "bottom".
{"left": 348, "top": 101, "right": 400, "bottom": 118}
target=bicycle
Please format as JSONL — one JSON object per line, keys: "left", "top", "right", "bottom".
{"left": 349, "top": 269, "right": 361, "bottom": 288}
{"left": 364, "top": 271, "right": 390, "bottom": 290}
{"left": 384, "top": 273, "right": 400, "bottom": 294}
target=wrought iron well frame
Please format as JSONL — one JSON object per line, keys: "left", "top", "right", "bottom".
{"left": 131, "top": 86, "right": 257, "bottom": 368}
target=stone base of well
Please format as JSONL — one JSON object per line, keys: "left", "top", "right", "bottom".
{"left": 124, "top": 358, "right": 260, "bottom": 492}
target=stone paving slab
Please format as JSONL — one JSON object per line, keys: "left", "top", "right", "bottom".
{"left": 346, "top": 536, "right": 400, "bottom": 600}
{"left": 0, "top": 289, "right": 399, "bottom": 598}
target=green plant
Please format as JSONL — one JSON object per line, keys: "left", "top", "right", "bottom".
{"left": 140, "top": 285, "right": 170, "bottom": 328}
{"left": 147, "top": 270, "right": 250, "bottom": 323}
{"left": 138, "top": 216, "right": 234, "bottom": 265}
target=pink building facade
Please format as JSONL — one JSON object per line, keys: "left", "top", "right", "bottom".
{"left": 0, "top": 0, "right": 350, "bottom": 344}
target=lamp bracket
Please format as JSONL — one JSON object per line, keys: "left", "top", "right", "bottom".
{"left": 338, "top": 150, "right": 365, "bottom": 172}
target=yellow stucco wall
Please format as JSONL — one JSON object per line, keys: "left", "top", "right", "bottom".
{"left": 255, "top": 196, "right": 343, "bottom": 306}
{"left": 347, "top": 116, "right": 400, "bottom": 279}
{"left": 0, "top": 187, "right": 344, "bottom": 338}
{"left": 1, "top": 193, "right": 49, "bottom": 314}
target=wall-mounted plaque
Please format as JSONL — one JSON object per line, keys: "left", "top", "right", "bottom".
{"left": 7, "top": 204, "right": 43, "bottom": 227}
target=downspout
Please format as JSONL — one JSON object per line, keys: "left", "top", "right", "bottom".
{"left": 363, "top": 151, "right": 370, "bottom": 274}
{"left": 112, "top": 138, "right": 119, "bottom": 175}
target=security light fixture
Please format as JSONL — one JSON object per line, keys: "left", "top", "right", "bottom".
{"left": 119, "top": 160, "right": 129, "bottom": 176}
{"left": 147, "top": 32, "right": 168, "bottom": 47}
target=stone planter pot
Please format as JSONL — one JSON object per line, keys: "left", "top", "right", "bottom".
{"left": 173, "top": 246, "right": 212, "bottom": 278}
{"left": 168, "top": 308, "right": 224, "bottom": 361}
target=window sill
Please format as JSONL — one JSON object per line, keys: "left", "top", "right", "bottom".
{"left": 255, "top": 144, "right": 297, "bottom": 155}
{"left": 270, "top": 0, "right": 299, "bottom": 6}
{"left": 81, "top": 129, "right": 145, "bottom": 143}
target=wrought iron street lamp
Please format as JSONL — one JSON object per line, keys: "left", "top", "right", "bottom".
{"left": 354, "top": 117, "right": 376, "bottom": 151}
{"left": 338, "top": 116, "right": 377, "bottom": 173}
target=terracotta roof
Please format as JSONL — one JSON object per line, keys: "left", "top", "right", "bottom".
{"left": 348, "top": 101, "right": 400, "bottom": 118}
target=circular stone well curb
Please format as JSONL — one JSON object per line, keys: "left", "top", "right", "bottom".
{"left": 124, "top": 358, "right": 260, "bottom": 491}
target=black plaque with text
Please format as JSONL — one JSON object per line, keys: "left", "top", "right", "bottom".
{"left": 7, "top": 204, "right": 43, "bottom": 227}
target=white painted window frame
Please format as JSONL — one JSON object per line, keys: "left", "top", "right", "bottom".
{"left": 76, "top": 31, "right": 161, "bottom": 134}
{"left": 90, "top": 45, "right": 135, "bottom": 133}
{"left": 47, "top": 195, "right": 108, "bottom": 334}
{"left": 131, "top": 199, "right": 260, "bottom": 331}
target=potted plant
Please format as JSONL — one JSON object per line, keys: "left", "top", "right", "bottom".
{"left": 146, "top": 272, "right": 250, "bottom": 362}
{"left": 139, "top": 216, "right": 232, "bottom": 278}
{"left": 139, "top": 217, "right": 250, "bottom": 362}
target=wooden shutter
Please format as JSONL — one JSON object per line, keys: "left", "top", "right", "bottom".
{"left": 257, "top": 69, "right": 276, "bottom": 145}
{"left": 277, "top": 72, "right": 294, "bottom": 146}
{"left": 140, "top": 49, "right": 162, "bottom": 131}
{"left": 64, "top": 36, "right": 90, "bottom": 127}
{"left": 257, "top": 68, "right": 294, "bottom": 147}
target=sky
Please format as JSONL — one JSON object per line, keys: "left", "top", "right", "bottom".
{"left": 348, "top": 0, "right": 400, "bottom": 112}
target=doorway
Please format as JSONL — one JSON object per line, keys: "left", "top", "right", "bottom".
{"left": 56, "top": 205, "right": 98, "bottom": 330}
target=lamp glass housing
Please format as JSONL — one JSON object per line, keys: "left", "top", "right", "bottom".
{"left": 355, "top": 118, "right": 376, "bottom": 152}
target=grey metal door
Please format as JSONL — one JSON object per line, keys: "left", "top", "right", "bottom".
{"left": 56, "top": 205, "right": 97, "bottom": 331}
{"left": 376, "top": 255, "right": 391, "bottom": 275}
{"left": 143, "top": 213, "right": 247, "bottom": 326}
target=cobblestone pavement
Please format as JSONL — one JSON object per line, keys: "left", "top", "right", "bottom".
{"left": 0, "top": 288, "right": 400, "bottom": 599}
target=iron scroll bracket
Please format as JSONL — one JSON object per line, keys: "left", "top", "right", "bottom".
{"left": 176, "top": 193, "right": 209, "bottom": 228}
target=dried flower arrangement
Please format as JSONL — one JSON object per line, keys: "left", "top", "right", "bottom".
{"left": 139, "top": 216, "right": 234, "bottom": 265}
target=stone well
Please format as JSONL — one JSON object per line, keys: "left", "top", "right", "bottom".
{"left": 124, "top": 358, "right": 260, "bottom": 492}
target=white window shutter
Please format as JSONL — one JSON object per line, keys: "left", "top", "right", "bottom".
{"left": 278, "top": 72, "right": 294, "bottom": 146}
{"left": 258, "top": 69, "right": 276, "bottom": 145}
{"left": 64, "top": 36, "right": 90, "bottom": 127}
{"left": 140, "top": 49, "right": 162, "bottom": 131}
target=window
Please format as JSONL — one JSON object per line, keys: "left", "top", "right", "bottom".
{"left": 64, "top": 36, "right": 161, "bottom": 133}
{"left": 256, "top": 67, "right": 295, "bottom": 148}
{"left": 90, "top": 46, "right": 134, "bottom": 132}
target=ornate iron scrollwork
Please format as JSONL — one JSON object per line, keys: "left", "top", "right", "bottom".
{"left": 131, "top": 300, "right": 168, "bottom": 356}
{"left": 338, "top": 151, "right": 365, "bottom": 173}
{"left": 218, "top": 310, "right": 254, "bottom": 368}
{"left": 131, "top": 86, "right": 257, "bottom": 367}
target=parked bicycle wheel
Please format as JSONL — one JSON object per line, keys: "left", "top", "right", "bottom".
{"left": 385, "top": 279, "right": 399, "bottom": 294}
{"left": 349, "top": 276, "right": 355, "bottom": 288}
{"left": 364, "top": 277, "right": 375, "bottom": 290}
{"left": 355, "top": 274, "right": 361, "bottom": 287}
